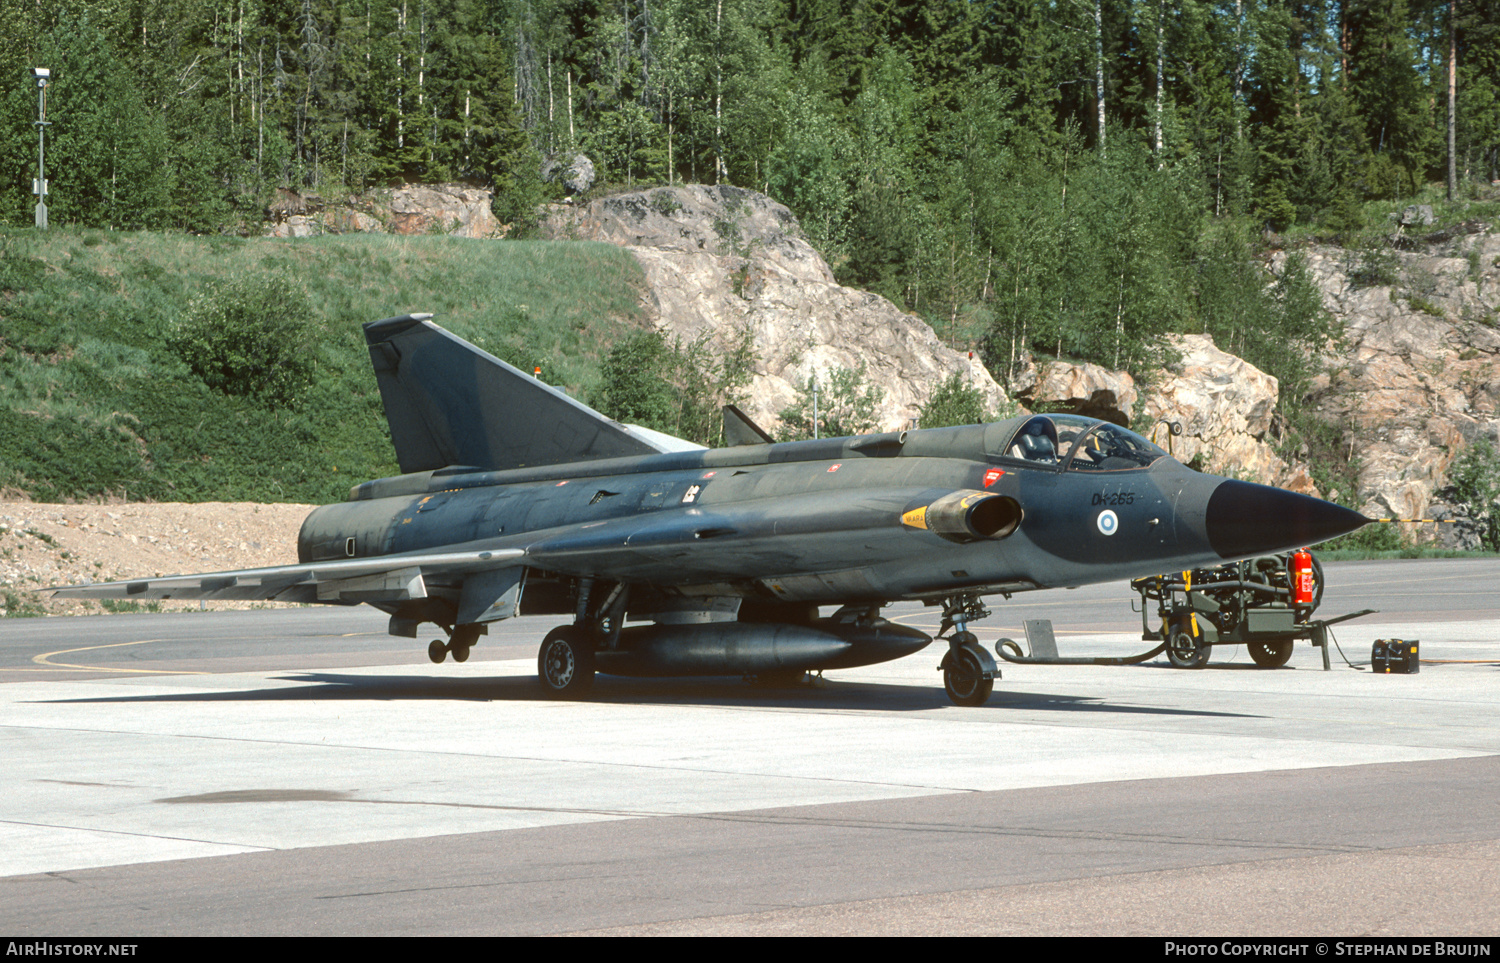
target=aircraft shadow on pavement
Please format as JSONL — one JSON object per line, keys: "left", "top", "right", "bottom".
{"left": 1136, "top": 661, "right": 1307, "bottom": 671}
{"left": 40, "top": 670, "right": 1259, "bottom": 718}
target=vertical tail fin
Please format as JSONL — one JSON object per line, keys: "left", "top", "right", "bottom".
{"left": 363, "top": 315, "right": 667, "bottom": 473}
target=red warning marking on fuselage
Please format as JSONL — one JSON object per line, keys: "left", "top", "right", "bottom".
{"left": 828, "top": 464, "right": 842, "bottom": 473}
{"left": 983, "top": 469, "right": 1004, "bottom": 488}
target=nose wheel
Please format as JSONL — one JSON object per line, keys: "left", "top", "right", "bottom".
{"left": 939, "top": 631, "right": 996, "bottom": 706}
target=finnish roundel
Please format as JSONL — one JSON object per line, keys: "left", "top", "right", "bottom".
{"left": 1096, "top": 509, "right": 1118, "bottom": 536}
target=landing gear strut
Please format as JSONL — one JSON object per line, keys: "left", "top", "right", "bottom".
{"left": 935, "top": 594, "right": 999, "bottom": 707}
{"left": 535, "top": 580, "right": 618, "bottom": 697}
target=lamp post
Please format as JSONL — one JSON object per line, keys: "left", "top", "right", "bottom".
{"left": 32, "top": 67, "right": 50, "bottom": 230}
{"left": 811, "top": 369, "right": 819, "bottom": 440}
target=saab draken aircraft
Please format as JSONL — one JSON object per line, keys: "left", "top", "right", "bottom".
{"left": 51, "top": 315, "right": 1368, "bottom": 705}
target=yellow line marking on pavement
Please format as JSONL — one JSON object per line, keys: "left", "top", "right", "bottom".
{"left": 0, "top": 665, "right": 101, "bottom": 672}
{"left": 32, "top": 640, "right": 206, "bottom": 674}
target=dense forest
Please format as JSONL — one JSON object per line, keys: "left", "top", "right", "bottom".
{"left": 1, "top": 1, "right": 1498, "bottom": 390}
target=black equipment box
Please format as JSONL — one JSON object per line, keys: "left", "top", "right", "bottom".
{"left": 1372, "top": 639, "right": 1420, "bottom": 674}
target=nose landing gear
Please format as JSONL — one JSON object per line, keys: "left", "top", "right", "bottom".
{"left": 940, "top": 632, "right": 995, "bottom": 706}
{"left": 935, "top": 595, "right": 999, "bottom": 706}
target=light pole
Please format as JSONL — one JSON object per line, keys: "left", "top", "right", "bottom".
{"left": 32, "top": 67, "right": 50, "bottom": 230}
{"left": 811, "top": 369, "right": 819, "bottom": 440}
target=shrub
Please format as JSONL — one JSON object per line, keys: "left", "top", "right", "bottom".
{"left": 1448, "top": 438, "right": 1500, "bottom": 551}
{"left": 597, "top": 330, "right": 679, "bottom": 432}
{"left": 918, "top": 373, "right": 989, "bottom": 429}
{"left": 595, "top": 328, "right": 753, "bottom": 447}
{"left": 168, "top": 276, "right": 320, "bottom": 407}
{"left": 779, "top": 365, "right": 885, "bottom": 440}
{"left": 1346, "top": 239, "right": 1401, "bottom": 289}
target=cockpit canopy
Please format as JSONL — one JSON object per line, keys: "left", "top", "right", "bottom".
{"left": 1002, "top": 414, "right": 1167, "bottom": 471}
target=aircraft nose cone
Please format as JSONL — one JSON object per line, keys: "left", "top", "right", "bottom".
{"left": 1205, "top": 479, "right": 1369, "bottom": 559}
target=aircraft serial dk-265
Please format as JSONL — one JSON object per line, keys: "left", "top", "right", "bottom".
{"left": 52, "top": 315, "right": 1369, "bottom": 705}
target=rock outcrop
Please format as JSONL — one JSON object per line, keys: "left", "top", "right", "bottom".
{"left": 265, "top": 184, "right": 502, "bottom": 239}
{"left": 1143, "top": 336, "right": 1315, "bottom": 493}
{"left": 1009, "top": 355, "right": 1139, "bottom": 424}
{"left": 541, "top": 185, "right": 1008, "bottom": 432}
{"left": 541, "top": 153, "right": 597, "bottom": 195}
{"left": 1299, "top": 227, "right": 1500, "bottom": 536}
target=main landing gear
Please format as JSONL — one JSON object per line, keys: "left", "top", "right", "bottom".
{"left": 427, "top": 623, "right": 483, "bottom": 664}
{"left": 537, "top": 625, "right": 596, "bottom": 697}
{"left": 537, "top": 579, "right": 618, "bottom": 698}
{"left": 936, "top": 595, "right": 1000, "bottom": 707}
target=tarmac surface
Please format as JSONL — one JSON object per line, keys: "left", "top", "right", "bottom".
{"left": 2, "top": 558, "right": 1498, "bottom": 935}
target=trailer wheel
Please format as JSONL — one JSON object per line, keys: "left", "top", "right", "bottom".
{"left": 1165, "top": 620, "right": 1209, "bottom": 669}
{"left": 1247, "top": 638, "right": 1294, "bottom": 668}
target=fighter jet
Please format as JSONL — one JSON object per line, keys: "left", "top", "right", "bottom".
{"left": 51, "top": 315, "right": 1369, "bottom": 705}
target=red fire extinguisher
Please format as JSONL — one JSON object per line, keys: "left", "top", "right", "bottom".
{"left": 1290, "top": 549, "right": 1315, "bottom": 608}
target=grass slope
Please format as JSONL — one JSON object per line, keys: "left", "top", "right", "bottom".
{"left": 0, "top": 229, "right": 648, "bottom": 504}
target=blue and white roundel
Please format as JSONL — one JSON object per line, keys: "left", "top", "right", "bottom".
{"left": 1096, "top": 510, "right": 1118, "bottom": 536}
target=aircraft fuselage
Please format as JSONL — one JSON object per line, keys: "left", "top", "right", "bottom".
{"left": 297, "top": 418, "right": 1336, "bottom": 622}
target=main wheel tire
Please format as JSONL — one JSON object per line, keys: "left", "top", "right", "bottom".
{"left": 451, "top": 643, "right": 471, "bottom": 663}
{"left": 1247, "top": 638, "right": 1294, "bottom": 668}
{"left": 538, "top": 626, "right": 595, "bottom": 698}
{"left": 428, "top": 640, "right": 447, "bottom": 664}
{"left": 1165, "top": 621, "right": 1209, "bottom": 669}
{"left": 942, "top": 647, "right": 994, "bottom": 706}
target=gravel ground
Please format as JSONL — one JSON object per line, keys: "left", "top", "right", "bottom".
{"left": 0, "top": 500, "right": 315, "bottom": 616}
